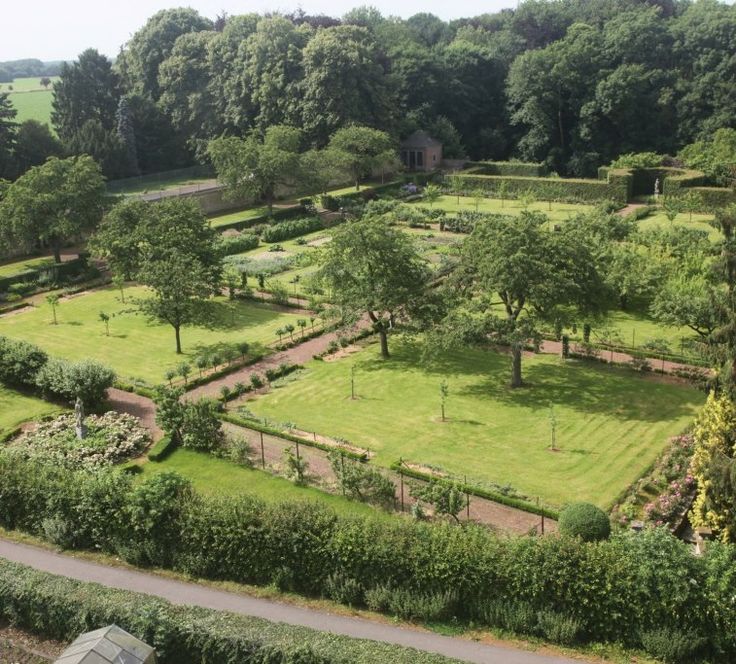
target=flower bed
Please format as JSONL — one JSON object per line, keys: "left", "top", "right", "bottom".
{"left": 8, "top": 412, "right": 149, "bottom": 468}
{"left": 613, "top": 434, "right": 695, "bottom": 529}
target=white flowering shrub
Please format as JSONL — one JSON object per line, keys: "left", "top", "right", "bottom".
{"left": 10, "top": 412, "right": 149, "bottom": 468}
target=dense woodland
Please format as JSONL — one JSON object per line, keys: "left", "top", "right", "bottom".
{"left": 1, "top": 0, "right": 736, "bottom": 181}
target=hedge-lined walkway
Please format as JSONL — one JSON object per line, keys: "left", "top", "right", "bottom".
{"left": 0, "top": 539, "right": 579, "bottom": 664}
{"left": 220, "top": 420, "right": 555, "bottom": 535}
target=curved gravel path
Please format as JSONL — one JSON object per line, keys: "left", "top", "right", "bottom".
{"left": 0, "top": 539, "right": 580, "bottom": 664}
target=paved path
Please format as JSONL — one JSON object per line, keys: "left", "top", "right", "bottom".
{"left": 0, "top": 539, "right": 579, "bottom": 664}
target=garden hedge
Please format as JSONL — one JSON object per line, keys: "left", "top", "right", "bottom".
{"left": 0, "top": 559, "right": 460, "bottom": 664}
{"left": 464, "top": 161, "right": 548, "bottom": 177}
{"left": 0, "top": 256, "right": 88, "bottom": 293}
{"left": 2, "top": 455, "right": 735, "bottom": 661}
{"left": 450, "top": 170, "right": 632, "bottom": 205}
{"left": 211, "top": 205, "right": 307, "bottom": 232}
{"left": 261, "top": 216, "right": 324, "bottom": 243}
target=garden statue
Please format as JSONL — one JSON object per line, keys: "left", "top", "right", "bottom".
{"left": 654, "top": 178, "right": 660, "bottom": 200}
{"left": 75, "top": 397, "right": 87, "bottom": 440}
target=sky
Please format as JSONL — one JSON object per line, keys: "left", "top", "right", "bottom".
{"left": 2, "top": 1, "right": 518, "bottom": 62}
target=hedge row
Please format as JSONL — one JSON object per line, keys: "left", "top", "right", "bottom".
{"left": 391, "top": 461, "right": 559, "bottom": 520}
{"left": 218, "top": 232, "right": 260, "bottom": 255}
{"left": 463, "top": 161, "right": 548, "bottom": 177}
{"left": 0, "top": 255, "right": 88, "bottom": 293}
{"left": 691, "top": 186, "right": 736, "bottom": 210}
{"left": 211, "top": 205, "right": 306, "bottom": 233}
{"left": 0, "top": 560, "right": 459, "bottom": 664}
{"left": 261, "top": 216, "right": 324, "bottom": 243}
{"left": 220, "top": 412, "right": 369, "bottom": 461}
{"left": 1, "top": 455, "right": 735, "bottom": 661}
{"left": 450, "top": 170, "right": 631, "bottom": 205}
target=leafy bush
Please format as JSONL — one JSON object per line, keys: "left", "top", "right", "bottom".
{"left": 558, "top": 502, "right": 611, "bottom": 542}
{"left": 324, "top": 572, "right": 363, "bottom": 606}
{"left": 640, "top": 628, "right": 706, "bottom": 664}
{"left": 480, "top": 600, "right": 538, "bottom": 635}
{"left": 0, "top": 335, "right": 48, "bottom": 387}
{"left": 262, "top": 217, "right": 323, "bottom": 243}
{"left": 35, "top": 358, "right": 115, "bottom": 408}
{"left": 328, "top": 452, "right": 396, "bottom": 508}
{"left": 536, "top": 610, "right": 583, "bottom": 645}
{"left": 181, "top": 398, "right": 225, "bottom": 452}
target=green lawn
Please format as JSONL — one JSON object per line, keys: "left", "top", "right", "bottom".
{"left": 6, "top": 77, "right": 55, "bottom": 125}
{"left": 140, "top": 447, "right": 390, "bottom": 519}
{"left": 210, "top": 206, "right": 271, "bottom": 228}
{"left": 0, "top": 385, "right": 62, "bottom": 434}
{"left": 0, "top": 255, "right": 57, "bottom": 278}
{"left": 420, "top": 195, "right": 594, "bottom": 222}
{"left": 245, "top": 338, "right": 704, "bottom": 508}
{"left": 0, "top": 286, "right": 302, "bottom": 384}
{"left": 638, "top": 212, "right": 718, "bottom": 241}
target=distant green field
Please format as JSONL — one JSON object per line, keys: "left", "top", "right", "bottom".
{"left": 0, "top": 76, "right": 58, "bottom": 93}
{"left": 7, "top": 90, "right": 53, "bottom": 125}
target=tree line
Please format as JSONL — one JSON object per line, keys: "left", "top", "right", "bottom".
{"left": 3, "top": 1, "right": 735, "bottom": 182}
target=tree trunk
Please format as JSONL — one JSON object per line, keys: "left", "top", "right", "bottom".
{"left": 619, "top": 293, "right": 628, "bottom": 310}
{"left": 510, "top": 344, "right": 523, "bottom": 388}
{"left": 174, "top": 325, "right": 182, "bottom": 354}
{"left": 379, "top": 328, "right": 390, "bottom": 359}
{"left": 52, "top": 239, "right": 62, "bottom": 264}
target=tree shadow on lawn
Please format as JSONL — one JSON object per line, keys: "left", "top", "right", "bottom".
{"left": 191, "top": 299, "right": 288, "bottom": 331}
{"left": 357, "top": 339, "right": 701, "bottom": 424}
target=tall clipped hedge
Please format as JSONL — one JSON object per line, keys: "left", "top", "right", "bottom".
{"left": 0, "top": 560, "right": 459, "bottom": 664}
{"left": 261, "top": 216, "right": 324, "bottom": 243}
{"left": 464, "top": 161, "right": 548, "bottom": 177}
{"left": 1, "top": 455, "right": 735, "bottom": 660}
{"left": 450, "top": 170, "right": 631, "bottom": 205}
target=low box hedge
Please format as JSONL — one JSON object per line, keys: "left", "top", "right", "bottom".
{"left": 220, "top": 412, "right": 369, "bottom": 461}
{"left": 148, "top": 433, "right": 177, "bottom": 462}
{"left": 0, "top": 559, "right": 459, "bottom": 664}
{"left": 390, "top": 461, "right": 559, "bottom": 520}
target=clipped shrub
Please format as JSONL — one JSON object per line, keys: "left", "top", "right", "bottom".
{"left": 148, "top": 433, "right": 177, "bottom": 462}
{"left": 262, "top": 217, "right": 324, "bottom": 243}
{"left": 218, "top": 231, "right": 259, "bottom": 255}
{"left": 558, "top": 502, "right": 611, "bottom": 542}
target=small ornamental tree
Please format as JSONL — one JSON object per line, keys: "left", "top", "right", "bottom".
{"left": 99, "top": 311, "right": 110, "bottom": 336}
{"left": 46, "top": 294, "right": 60, "bottom": 325}
{"left": 558, "top": 502, "right": 611, "bottom": 542}
{"left": 423, "top": 184, "right": 441, "bottom": 208}
{"left": 410, "top": 480, "right": 465, "bottom": 523}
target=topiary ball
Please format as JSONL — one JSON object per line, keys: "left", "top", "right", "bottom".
{"left": 558, "top": 502, "right": 611, "bottom": 542}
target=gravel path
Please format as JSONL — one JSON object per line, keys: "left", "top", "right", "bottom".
{"left": 0, "top": 539, "right": 579, "bottom": 664}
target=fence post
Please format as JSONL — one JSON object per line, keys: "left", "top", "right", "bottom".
{"left": 399, "top": 458, "right": 404, "bottom": 512}
{"left": 465, "top": 474, "right": 470, "bottom": 521}
{"left": 340, "top": 453, "right": 346, "bottom": 497}
{"left": 296, "top": 439, "right": 300, "bottom": 460}
{"left": 260, "top": 431, "right": 265, "bottom": 469}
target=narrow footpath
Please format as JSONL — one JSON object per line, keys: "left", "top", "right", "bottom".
{"left": 0, "top": 539, "right": 580, "bottom": 664}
